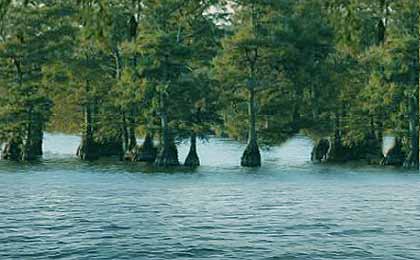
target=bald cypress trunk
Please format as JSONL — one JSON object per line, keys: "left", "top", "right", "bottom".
{"left": 403, "top": 41, "right": 419, "bottom": 169}
{"left": 155, "top": 90, "right": 179, "bottom": 167}
{"left": 127, "top": 112, "right": 137, "bottom": 151}
{"left": 2, "top": 60, "right": 24, "bottom": 161}
{"left": 1, "top": 137, "right": 22, "bottom": 161}
{"left": 134, "top": 133, "right": 157, "bottom": 162}
{"left": 241, "top": 86, "right": 261, "bottom": 167}
{"left": 22, "top": 106, "right": 40, "bottom": 161}
{"left": 184, "top": 133, "right": 200, "bottom": 167}
{"left": 2, "top": 59, "right": 43, "bottom": 161}
{"left": 1, "top": 113, "right": 43, "bottom": 161}
{"left": 77, "top": 80, "right": 98, "bottom": 161}
{"left": 121, "top": 112, "right": 129, "bottom": 154}
{"left": 382, "top": 137, "right": 406, "bottom": 166}
{"left": 154, "top": 48, "right": 179, "bottom": 167}
{"left": 31, "top": 120, "right": 43, "bottom": 157}
{"left": 404, "top": 95, "right": 419, "bottom": 169}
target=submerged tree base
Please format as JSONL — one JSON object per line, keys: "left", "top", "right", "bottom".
{"left": 241, "top": 141, "right": 261, "bottom": 167}
{"left": 1, "top": 138, "right": 43, "bottom": 162}
{"left": 155, "top": 142, "right": 180, "bottom": 167}
{"left": 77, "top": 138, "right": 123, "bottom": 161}
{"left": 184, "top": 149, "right": 200, "bottom": 167}
{"left": 1, "top": 141, "right": 22, "bottom": 161}
{"left": 311, "top": 135, "right": 384, "bottom": 165}
{"left": 184, "top": 134, "right": 200, "bottom": 167}
{"left": 381, "top": 139, "right": 405, "bottom": 166}
{"left": 311, "top": 138, "right": 330, "bottom": 162}
{"left": 403, "top": 152, "right": 418, "bottom": 169}
{"left": 136, "top": 134, "right": 158, "bottom": 162}
{"left": 76, "top": 139, "right": 99, "bottom": 161}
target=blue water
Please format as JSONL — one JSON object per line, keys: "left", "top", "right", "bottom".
{"left": 0, "top": 134, "right": 419, "bottom": 259}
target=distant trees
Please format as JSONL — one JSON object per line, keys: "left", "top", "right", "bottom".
{"left": 320, "top": 0, "right": 419, "bottom": 168}
{"left": 0, "top": 0, "right": 418, "bottom": 169}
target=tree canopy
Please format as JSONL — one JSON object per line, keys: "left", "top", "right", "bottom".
{"left": 0, "top": 0, "right": 418, "bottom": 168}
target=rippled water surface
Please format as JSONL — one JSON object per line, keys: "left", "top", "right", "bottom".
{"left": 0, "top": 134, "right": 419, "bottom": 259}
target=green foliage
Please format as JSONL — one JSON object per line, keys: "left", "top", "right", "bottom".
{"left": 0, "top": 0, "right": 417, "bottom": 166}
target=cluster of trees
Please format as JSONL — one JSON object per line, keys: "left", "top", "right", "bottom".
{"left": 0, "top": 0, "right": 418, "bottom": 169}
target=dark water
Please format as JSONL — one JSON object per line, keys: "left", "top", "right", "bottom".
{"left": 0, "top": 134, "right": 419, "bottom": 260}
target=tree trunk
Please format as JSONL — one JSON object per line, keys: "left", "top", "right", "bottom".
{"left": 155, "top": 90, "right": 179, "bottom": 167}
{"left": 121, "top": 112, "right": 129, "bottom": 154}
{"left": 326, "top": 111, "right": 345, "bottom": 162}
{"left": 365, "top": 116, "right": 383, "bottom": 164}
{"left": 1, "top": 137, "right": 22, "bottom": 161}
{"left": 155, "top": 135, "right": 179, "bottom": 167}
{"left": 403, "top": 48, "right": 419, "bottom": 169}
{"left": 22, "top": 106, "right": 33, "bottom": 161}
{"left": 127, "top": 111, "right": 137, "bottom": 151}
{"left": 241, "top": 86, "right": 261, "bottom": 167}
{"left": 22, "top": 107, "right": 43, "bottom": 161}
{"left": 311, "top": 83, "right": 319, "bottom": 121}
{"left": 381, "top": 137, "right": 405, "bottom": 166}
{"left": 32, "top": 120, "right": 43, "bottom": 157}
{"left": 135, "top": 132, "right": 157, "bottom": 162}
{"left": 77, "top": 81, "right": 98, "bottom": 161}
{"left": 184, "top": 133, "right": 200, "bottom": 167}
{"left": 377, "top": 0, "right": 387, "bottom": 46}
{"left": 2, "top": 60, "right": 24, "bottom": 161}
{"left": 404, "top": 95, "right": 419, "bottom": 169}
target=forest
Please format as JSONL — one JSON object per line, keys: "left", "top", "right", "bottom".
{"left": 0, "top": 0, "right": 418, "bottom": 169}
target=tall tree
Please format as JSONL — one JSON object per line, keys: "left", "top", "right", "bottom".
{"left": 0, "top": 0, "right": 73, "bottom": 160}
{"left": 215, "top": 0, "right": 296, "bottom": 167}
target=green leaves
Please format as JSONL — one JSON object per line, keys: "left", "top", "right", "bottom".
{"left": 0, "top": 0, "right": 417, "bottom": 153}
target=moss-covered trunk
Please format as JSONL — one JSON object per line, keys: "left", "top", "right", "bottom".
{"left": 241, "top": 86, "right": 261, "bottom": 167}
{"left": 184, "top": 133, "right": 200, "bottom": 167}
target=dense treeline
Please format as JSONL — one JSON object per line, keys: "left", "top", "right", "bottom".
{"left": 0, "top": 0, "right": 418, "bottom": 169}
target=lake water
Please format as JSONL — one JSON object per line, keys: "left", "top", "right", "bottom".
{"left": 0, "top": 134, "right": 419, "bottom": 259}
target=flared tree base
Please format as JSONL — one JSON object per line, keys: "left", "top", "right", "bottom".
{"left": 77, "top": 138, "right": 123, "bottom": 161}
{"left": 184, "top": 150, "right": 200, "bottom": 167}
{"left": 135, "top": 135, "right": 157, "bottom": 162}
{"left": 124, "top": 145, "right": 157, "bottom": 162}
{"left": 403, "top": 152, "right": 419, "bottom": 169}
{"left": 241, "top": 142, "right": 261, "bottom": 167}
{"left": 311, "top": 139, "right": 330, "bottom": 162}
{"left": 155, "top": 143, "right": 180, "bottom": 167}
{"left": 76, "top": 140, "right": 99, "bottom": 161}
{"left": 1, "top": 139, "right": 42, "bottom": 161}
{"left": 381, "top": 139, "right": 405, "bottom": 166}
{"left": 325, "top": 134, "right": 383, "bottom": 164}
{"left": 1, "top": 141, "right": 22, "bottom": 161}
